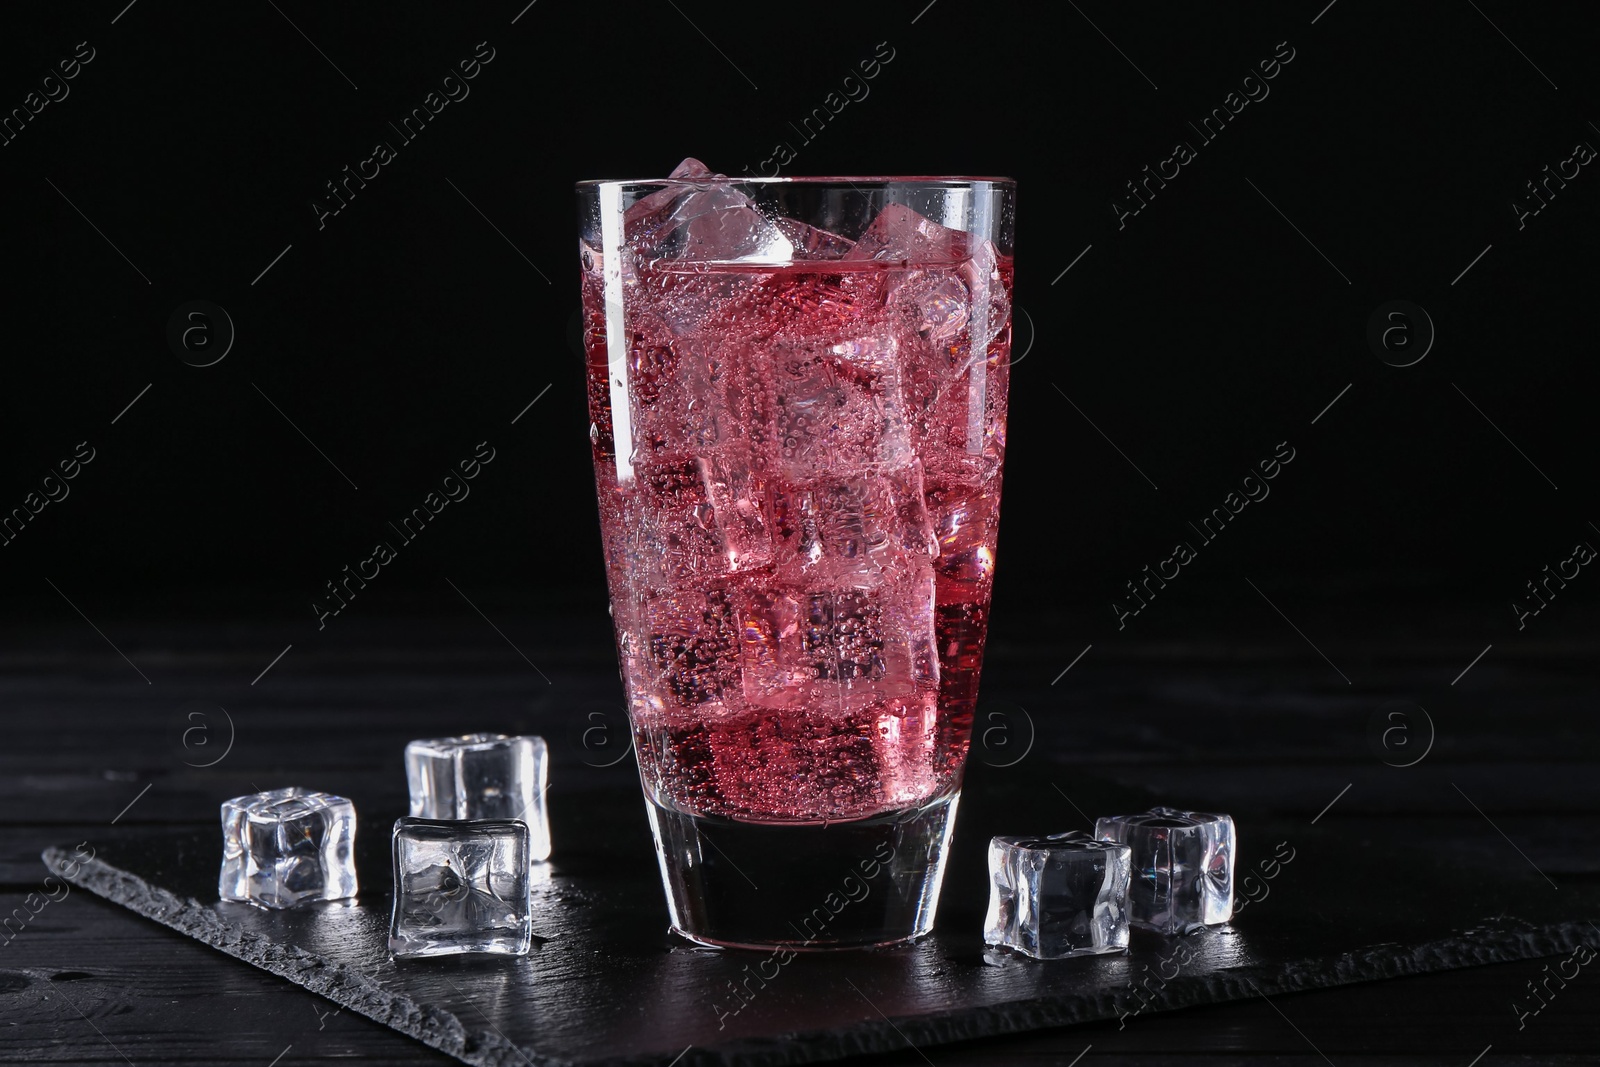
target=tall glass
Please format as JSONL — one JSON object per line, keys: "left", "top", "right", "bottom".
{"left": 577, "top": 165, "right": 1015, "bottom": 949}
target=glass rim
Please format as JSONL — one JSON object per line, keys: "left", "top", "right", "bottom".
{"left": 575, "top": 174, "right": 1015, "bottom": 190}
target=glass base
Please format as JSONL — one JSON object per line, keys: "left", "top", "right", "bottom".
{"left": 643, "top": 792, "right": 960, "bottom": 951}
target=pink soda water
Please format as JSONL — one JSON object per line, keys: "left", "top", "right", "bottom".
{"left": 580, "top": 169, "right": 1012, "bottom": 829}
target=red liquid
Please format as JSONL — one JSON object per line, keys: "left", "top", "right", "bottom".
{"left": 582, "top": 236, "right": 1011, "bottom": 825}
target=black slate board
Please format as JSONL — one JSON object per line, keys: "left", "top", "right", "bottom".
{"left": 42, "top": 767, "right": 1599, "bottom": 1067}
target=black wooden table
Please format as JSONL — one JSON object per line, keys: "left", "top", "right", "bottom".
{"left": 3, "top": 595, "right": 1597, "bottom": 1064}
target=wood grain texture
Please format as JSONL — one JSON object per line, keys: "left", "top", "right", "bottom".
{"left": 8, "top": 907, "right": 1597, "bottom": 1066}
{"left": 37, "top": 788, "right": 1600, "bottom": 1064}
{"left": 3, "top": 612, "right": 1597, "bottom": 1064}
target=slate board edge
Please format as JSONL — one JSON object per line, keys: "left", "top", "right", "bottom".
{"left": 44, "top": 847, "right": 1599, "bottom": 1067}
{"left": 41, "top": 847, "right": 557, "bottom": 1067}
{"left": 764, "top": 919, "right": 1600, "bottom": 1066}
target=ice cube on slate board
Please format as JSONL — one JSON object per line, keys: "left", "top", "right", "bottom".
{"left": 218, "top": 788, "right": 358, "bottom": 909}
{"left": 404, "top": 733, "right": 551, "bottom": 861}
{"left": 389, "top": 818, "right": 533, "bottom": 958}
{"left": 983, "top": 831, "right": 1132, "bottom": 959}
{"left": 1096, "top": 807, "right": 1235, "bottom": 935}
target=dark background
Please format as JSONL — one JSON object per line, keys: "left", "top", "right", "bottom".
{"left": 2, "top": 2, "right": 1599, "bottom": 1065}
{"left": 3, "top": 0, "right": 1595, "bottom": 640}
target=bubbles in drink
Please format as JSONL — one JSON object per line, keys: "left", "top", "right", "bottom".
{"left": 582, "top": 164, "right": 1011, "bottom": 824}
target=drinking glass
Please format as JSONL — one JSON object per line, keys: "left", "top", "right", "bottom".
{"left": 577, "top": 163, "right": 1015, "bottom": 948}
